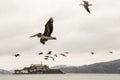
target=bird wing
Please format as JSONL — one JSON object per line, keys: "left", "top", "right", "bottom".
{"left": 84, "top": 6, "right": 90, "bottom": 13}
{"left": 60, "top": 53, "right": 66, "bottom": 56}
{"left": 50, "top": 57, "right": 54, "bottom": 61}
{"left": 43, "top": 18, "right": 53, "bottom": 36}
{"left": 83, "top": 0, "right": 89, "bottom": 5}
{"left": 45, "top": 56, "right": 49, "bottom": 57}
{"left": 14, "top": 54, "right": 17, "bottom": 57}
{"left": 40, "top": 38, "right": 48, "bottom": 44}
{"left": 38, "top": 52, "right": 43, "bottom": 55}
{"left": 47, "top": 51, "right": 52, "bottom": 55}
{"left": 44, "top": 58, "right": 48, "bottom": 60}
{"left": 54, "top": 54, "right": 57, "bottom": 57}
{"left": 65, "top": 52, "right": 69, "bottom": 54}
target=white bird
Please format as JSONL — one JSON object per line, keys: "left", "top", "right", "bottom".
{"left": 80, "top": 0, "right": 92, "bottom": 13}
{"left": 30, "top": 17, "right": 56, "bottom": 44}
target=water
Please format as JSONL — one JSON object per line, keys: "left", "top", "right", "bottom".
{"left": 0, "top": 74, "right": 120, "bottom": 80}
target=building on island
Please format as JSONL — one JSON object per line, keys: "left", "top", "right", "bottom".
{"left": 14, "top": 63, "right": 63, "bottom": 74}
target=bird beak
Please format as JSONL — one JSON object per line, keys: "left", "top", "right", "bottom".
{"left": 30, "top": 34, "right": 38, "bottom": 38}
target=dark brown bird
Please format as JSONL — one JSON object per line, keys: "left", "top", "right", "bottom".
{"left": 109, "top": 51, "right": 113, "bottom": 53}
{"left": 30, "top": 17, "right": 56, "bottom": 44}
{"left": 49, "top": 56, "right": 55, "bottom": 61}
{"left": 54, "top": 54, "right": 58, "bottom": 57}
{"left": 44, "top": 56, "right": 49, "bottom": 57}
{"left": 14, "top": 54, "right": 20, "bottom": 57}
{"left": 38, "top": 52, "right": 43, "bottom": 55}
{"left": 80, "top": 0, "right": 92, "bottom": 13}
{"left": 91, "top": 52, "right": 94, "bottom": 55}
{"left": 47, "top": 51, "right": 52, "bottom": 55}
{"left": 64, "top": 52, "right": 69, "bottom": 54}
{"left": 44, "top": 57, "right": 48, "bottom": 60}
{"left": 60, "top": 53, "right": 67, "bottom": 57}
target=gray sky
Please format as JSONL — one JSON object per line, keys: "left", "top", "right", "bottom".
{"left": 0, "top": 0, "right": 120, "bottom": 70}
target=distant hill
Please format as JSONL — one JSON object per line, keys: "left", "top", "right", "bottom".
{"left": 0, "top": 69, "right": 11, "bottom": 74}
{"left": 9, "top": 70, "right": 14, "bottom": 73}
{"left": 54, "top": 59, "right": 120, "bottom": 73}
{"left": 51, "top": 65, "right": 68, "bottom": 69}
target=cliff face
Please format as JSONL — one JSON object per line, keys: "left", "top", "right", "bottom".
{"left": 58, "top": 59, "right": 120, "bottom": 73}
{"left": 0, "top": 69, "right": 11, "bottom": 74}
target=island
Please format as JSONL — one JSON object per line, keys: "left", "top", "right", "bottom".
{"left": 14, "top": 63, "right": 64, "bottom": 74}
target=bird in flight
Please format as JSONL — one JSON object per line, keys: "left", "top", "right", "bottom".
{"left": 30, "top": 17, "right": 56, "bottom": 44}
{"left": 14, "top": 54, "right": 20, "bottom": 57}
{"left": 47, "top": 51, "right": 52, "bottom": 55}
{"left": 64, "top": 52, "right": 69, "bottom": 54}
{"left": 44, "top": 56, "right": 49, "bottom": 58}
{"left": 60, "top": 53, "right": 67, "bottom": 57}
{"left": 91, "top": 52, "right": 94, "bottom": 55}
{"left": 44, "top": 57, "right": 48, "bottom": 60}
{"left": 80, "top": 0, "right": 92, "bottom": 13}
{"left": 49, "top": 56, "right": 55, "bottom": 61}
{"left": 38, "top": 52, "right": 43, "bottom": 55}
{"left": 109, "top": 51, "right": 113, "bottom": 54}
{"left": 54, "top": 54, "right": 58, "bottom": 57}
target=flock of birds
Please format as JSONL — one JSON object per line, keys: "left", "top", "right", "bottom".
{"left": 14, "top": 51, "right": 69, "bottom": 61}
{"left": 40, "top": 51, "right": 69, "bottom": 61}
{"left": 13, "top": 0, "right": 113, "bottom": 62}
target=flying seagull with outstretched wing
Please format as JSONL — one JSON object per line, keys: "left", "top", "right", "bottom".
{"left": 80, "top": 0, "right": 92, "bottom": 13}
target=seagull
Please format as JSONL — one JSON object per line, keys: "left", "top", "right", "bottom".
{"left": 14, "top": 54, "right": 20, "bottom": 57}
{"left": 30, "top": 17, "right": 56, "bottom": 44}
{"left": 44, "top": 57, "right": 48, "bottom": 60}
{"left": 80, "top": 0, "right": 92, "bottom": 13}
{"left": 44, "top": 56, "right": 49, "bottom": 58}
{"left": 38, "top": 52, "right": 43, "bottom": 55}
{"left": 54, "top": 54, "right": 58, "bottom": 57}
{"left": 91, "top": 52, "right": 94, "bottom": 55}
{"left": 64, "top": 52, "right": 69, "bottom": 54}
{"left": 49, "top": 56, "right": 55, "bottom": 61}
{"left": 109, "top": 51, "right": 113, "bottom": 54}
{"left": 60, "top": 53, "right": 67, "bottom": 57}
{"left": 47, "top": 51, "right": 52, "bottom": 55}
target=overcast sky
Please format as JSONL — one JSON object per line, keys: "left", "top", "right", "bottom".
{"left": 0, "top": 0, "right": 120, "bottom": 70}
